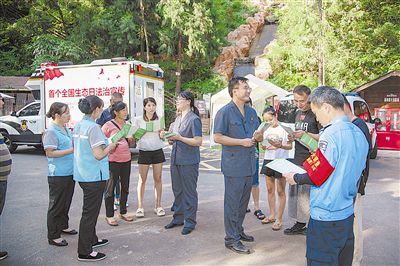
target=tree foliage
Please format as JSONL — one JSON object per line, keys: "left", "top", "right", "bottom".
{"left": 268, "top": 0, "right": 400, "bottom": 91}
{"left": 0, "top": 0, "right": 255, "bottom": 96}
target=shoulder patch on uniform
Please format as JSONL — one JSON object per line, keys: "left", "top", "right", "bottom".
{"left": 319, "top": 140, "right": 328, "bottom": 152}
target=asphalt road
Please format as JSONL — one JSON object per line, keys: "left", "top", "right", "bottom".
{"left": 0, "top": 146, "right": 399, "bottom": 265}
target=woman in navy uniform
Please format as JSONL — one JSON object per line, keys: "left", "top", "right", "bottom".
{"left": 162, "top": 91, "right": 202, "bottom": 235}
{"left": 43, "top": 102, "right": 75, "bottom": 247}
{"left": 73, "top": 96, "right": 117, "bottom": 262}
{"left": 214, "top": 77, "right": 263, "bottom": 254}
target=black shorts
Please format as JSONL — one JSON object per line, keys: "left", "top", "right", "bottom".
{"left": 260, "top": 159, "right": 282, "bottom": 178}
{"left": 138, "top": 149, "right": 166, "bottom": 165}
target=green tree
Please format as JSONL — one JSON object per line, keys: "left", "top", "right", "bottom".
{"left": 158, "top": 0, "right": 213, "bottom": 93}
{"left": 267, "top": 0, "right": 400, "bottom": 91}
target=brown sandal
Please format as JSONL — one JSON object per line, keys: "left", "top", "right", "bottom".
{"left": 105, "top": 217, "right": 118, "bottom": 226}
{"left": 261, "top": 217, "right": 276, "bottom": 224}
{"left": 272, "top": 220, "right": 282, "bottom": 231}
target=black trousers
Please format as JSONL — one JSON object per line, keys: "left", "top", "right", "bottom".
{"left": 78, "top": 181, "right": 106, "bottom": 256}
{"left": 47, "top": 176, "right": 75, "bottom": 240}
{"left": 104, "top": 161, "right": 131, "bottom": 217}
{"left": 0, "top": 181, "right": 7, "bottom": 216}
{"left": 307, "top": 215, "right": 354, "bottom": 266}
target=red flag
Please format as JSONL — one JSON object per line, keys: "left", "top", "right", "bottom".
{"left": 303, "top": 148, "right": 335, "bottom": 187}
{"left": 44, "top": 68, "right": 64, "bottom": 81}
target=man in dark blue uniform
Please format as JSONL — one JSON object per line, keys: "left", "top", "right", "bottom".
{"left": 284, "top": 86, "right": 368, "bottom": 265}
{"left": 96, "top": 92, "right": 123, "bottom": 127}
{"left": 214, "top": 77, "right": 263, "bottom": 254}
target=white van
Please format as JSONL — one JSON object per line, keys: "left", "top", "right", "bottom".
{"left": 0, "top": 58, "right": 164, "bottom": 152}
{"left": 277, "top": 92, "right": 379, "bottom": 159}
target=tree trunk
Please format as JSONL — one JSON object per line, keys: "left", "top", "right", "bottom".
{"left": 140, "top": 26, "right": 144, "bottom": 60}
{"left": 317, "top": 0, "right": 325, "bottom": 86}
{"left": 139, "top": 0, "right": 149, "bottom": 63}
{"left": 176, "top": 32, "right": 182, "bottom": 93}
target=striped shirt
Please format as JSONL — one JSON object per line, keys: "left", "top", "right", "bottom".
{"left": 0, "top": 133, "right": 12, "bottom": 181}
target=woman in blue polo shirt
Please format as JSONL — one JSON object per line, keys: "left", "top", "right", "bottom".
{"left": 73, "top": 96, "right": 117, "bottom": 262}
{"left": 162, "top": 91, "right": 202, "bottom": 235}
{"left": 43, "top": 102, "right": 75, "bottom": 247}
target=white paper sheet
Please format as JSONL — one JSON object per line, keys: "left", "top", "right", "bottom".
{"left": 265, "top": 159, "right": 307, "bottom": 174}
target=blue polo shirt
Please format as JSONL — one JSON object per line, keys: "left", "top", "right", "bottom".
{"left": 170, "top": 111, "right": 202, "bottom": 165}
{"left": 96, "top": 107, "right": 112, "bottom": 127}
{"left": 43, "top": 123, "right": 73, "bottom": 177}
{"left": 214, "top": 101, "right": 260, "bottom": 177}
{"left": 73, "top": 116, "right": 109, "bottom": 182}
{"left": 310, "top": 116, "right": 368, "bottom": 221}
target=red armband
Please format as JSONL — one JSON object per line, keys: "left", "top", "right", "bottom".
{"left": 303, "top": 148, "right": 334, "bottom": 187}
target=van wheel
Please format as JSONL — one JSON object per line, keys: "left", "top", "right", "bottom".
{"left": 1, "top": 132, "right": 17, "bottom": 153}
{"left": 370, "top": 142, "right": 378, "bottom": 159}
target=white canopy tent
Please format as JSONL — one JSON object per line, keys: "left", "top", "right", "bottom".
{"left": 0, "top": 93, "right": 14, "bottom": 99}
{"left": 209, "top": 74, "right": 289, "bottom": 146}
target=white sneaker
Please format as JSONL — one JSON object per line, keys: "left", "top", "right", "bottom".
{"left": 136, "top": 208, "right": 144, "bottom": 218}
{"left": 154, "top": 207, "right": 166, "bottom": 217}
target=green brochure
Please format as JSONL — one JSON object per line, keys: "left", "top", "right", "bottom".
{"left": 134, "top": 128, "right": 146, "bottom": 140}
{"left": 298, "top": 132, "right": 318, "bottom": 152}
{"left": 110, "top": 123, "right": 131, "bottom": 143}
{"left": 145, "top": 121, "right": 154, "bottom": 132}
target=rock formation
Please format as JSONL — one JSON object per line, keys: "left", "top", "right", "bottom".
{"left": 214, "top": 10, "right": 267, "bottom": 81}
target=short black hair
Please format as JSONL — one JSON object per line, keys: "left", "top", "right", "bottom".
{"left": 228, "top": 77, "right": 248, "bottom": 97}
{"left": 309, "top": 86, "right": 344, "bottom": 110}
{"left": 110, "top": 101, "right": 127, "bottom": 119}
{"left": 111, "top": 92, "right": 123, "bottom": 98}
{"left": 262, "top": 105, "right": 276, "bottom": 115}
{"left": 293, "top": 85, "right": 311, "bottom": 96}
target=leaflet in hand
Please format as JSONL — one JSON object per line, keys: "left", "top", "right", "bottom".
{"left": 139, "top": 117, "right": 166, "bottom": 132}
{"left": 298, "top": 132, "right": 318, "bottom": 152}
{"left": 257, "top": 122, "right": 271, "bottom": 132}
{"left": 134, "top": 128, "right": 146, "bottom": 140}
{"left": 164, "top": 132, "right": 176, "bottom": 139}
{"left": 279, "top": 123, "right": 294, "bottom": 135}
{"left": 109, "top": 123, "right": 132, "bottom": 143}
{"left": 109, "top": 123, "right": 146, "bottom": 143}
{"left": 265, "top": 159, "right": 306, "bottom": 175}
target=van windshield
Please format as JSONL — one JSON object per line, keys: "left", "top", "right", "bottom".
{"left": 277, "top": 100, "right": 297, "bottom": 123}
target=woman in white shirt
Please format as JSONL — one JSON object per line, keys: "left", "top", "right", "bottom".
{"left": 134, "top": 97, "right": 166, "bottom": 217}
{"left": 259, "top": 106, "right": 292, "bottom": 231}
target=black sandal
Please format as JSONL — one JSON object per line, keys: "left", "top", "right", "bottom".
{"left": 254, "top": 209, "right": 265, "bottom": 220}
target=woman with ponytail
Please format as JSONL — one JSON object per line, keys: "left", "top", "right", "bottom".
{"left": 102, "top": 101, "right": 134, "bottom": 225}
{"left": 161, "top": 91, "right": 202, "bottom": 235}
{"left": 73, "top": 96, "right": 117, "bottom": 262}
{"left": 43, "top": 102, "right": 75, "bottom": 247}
